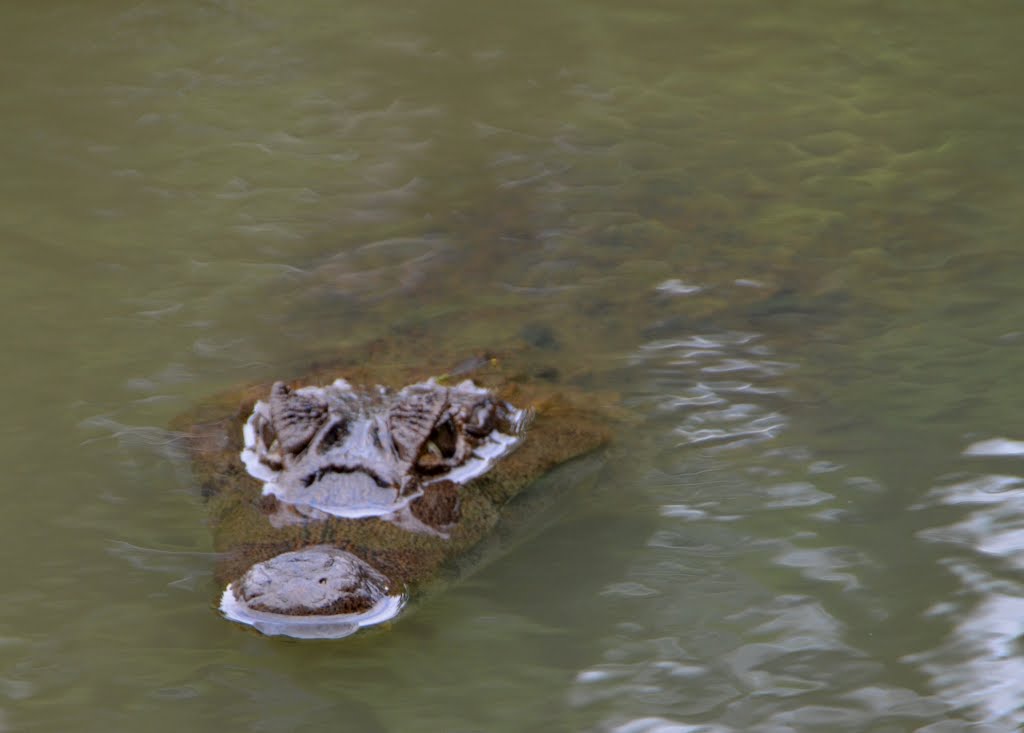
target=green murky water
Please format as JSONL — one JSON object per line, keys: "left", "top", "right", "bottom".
{"left": 4, "top": 2, "right": 1024, "bottom": 730}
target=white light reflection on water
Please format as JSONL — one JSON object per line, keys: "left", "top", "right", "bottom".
{"left": 963, "top": 437, "right": 1024, "bottom": 458}
{"left": 917, "top": 473, "right": 1024, "bottom": 566}
{"left": 912, "top": 465, "right": 1024, "bottom": 728}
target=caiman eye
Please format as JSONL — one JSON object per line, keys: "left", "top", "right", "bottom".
{"left": 259, "top": 417, "right": 277, "bottom": 450}
{"left": 431, "top": 418, "right": 458, "bottom": 459}
{"left": 416, "top": 418, "right": 458, "bottom": 471}
{"left": 465, "top": 403, "right": 496, "bottom": 437}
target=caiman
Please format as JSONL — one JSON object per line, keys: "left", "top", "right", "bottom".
{"left": 176, "top": 350, "right": 609, "bottom": 639}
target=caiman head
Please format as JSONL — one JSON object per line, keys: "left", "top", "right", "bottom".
{"left": 221, "top": 376, "right": 532, "bottom": 638}
{"left": 241, "top": 377, "right": 528, "bottom": 523}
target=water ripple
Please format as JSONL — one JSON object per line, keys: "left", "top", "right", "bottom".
{"left": 631, "top": 332, "right": 793, "bottom": 451}
{"left": 909, "top": 451, "right": 1024, "bottom": 728}
{"left": 916, "top": 473, "right": 1024, "bottom": 563}
{"left": 570, "top": 322, "right": 963, "bottom": 731}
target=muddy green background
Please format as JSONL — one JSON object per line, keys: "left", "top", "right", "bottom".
{"left": 3, "top": 1, "right": 1024, "bottom": 731}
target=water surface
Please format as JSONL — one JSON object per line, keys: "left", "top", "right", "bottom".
{"left": 4, "top": 2, "right": 1024, "bottom": 731}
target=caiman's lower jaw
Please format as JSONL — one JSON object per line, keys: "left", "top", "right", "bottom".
{"left": 220, "top": 546, "right": 404, "bottom": 640}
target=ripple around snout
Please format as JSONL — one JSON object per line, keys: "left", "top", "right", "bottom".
{"left": 220, "top": 585, "right": 405, "bottom": 640}
{"left": 219, "top": 546, "right": 407, "bottom": 640}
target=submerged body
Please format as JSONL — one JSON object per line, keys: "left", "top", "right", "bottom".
{"left": 178, "top": 357, "right": 609, "bottom": 639}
